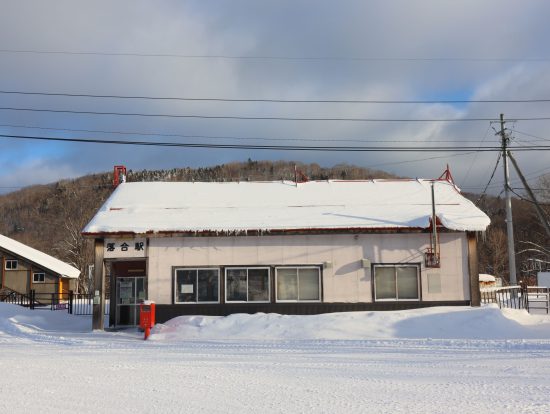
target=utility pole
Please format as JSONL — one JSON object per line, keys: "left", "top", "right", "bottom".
{"left": 500, "top": 114, "right": 517, "bottom": 285}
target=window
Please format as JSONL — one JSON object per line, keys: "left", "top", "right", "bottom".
{"left": 174, "top": 268, "right": 219, "bottom": 304}
{"left": 373, "top": 265, "right": 419, "bottom": 301}
{"left": 33, "top": 272, "right": 45, "bottom": 283}
{"left": 225, "top": 267, "right": 270, "bottom": 302}
{"left": 276, "top": 267, "right": 321, "bottom": 302}
{"left": 5, "top": 260, "right": 17, "bottom": 270}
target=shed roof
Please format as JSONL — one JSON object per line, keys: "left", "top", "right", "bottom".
{"left": 479, "top": 274, "right": 497, "bottom": 282}
{"left": 0, "top": 234, "right": 80, "bottom": 279}
{"left": 82, "top": 179, "right": 490, "bottom": 236}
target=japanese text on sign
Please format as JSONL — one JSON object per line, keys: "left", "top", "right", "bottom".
{"left": 104, "top": 238, "right": 147, "bottom": 258}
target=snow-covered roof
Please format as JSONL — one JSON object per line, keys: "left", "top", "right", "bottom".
{"left": 479, "top": 274, "right": 497, "bottom": 282}
{"left": 0, "top": 234, "right": 80, "bottom": 279}
{"left": 82, "top": 179, "right": 490, "bottom": 235}
{"left": 83, "top": 180, "right": 490, "bottom": 235}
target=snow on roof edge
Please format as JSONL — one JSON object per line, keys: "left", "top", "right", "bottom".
{"left": 82, "top": 180, "right": 490, "bottom": 235}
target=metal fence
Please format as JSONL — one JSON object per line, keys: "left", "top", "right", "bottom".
{"left": 481, "top": 285, "right": 549, "bottom": 314}
{"left": 481, "top": 286, "right": 526, "bottom": 310}
{"left": 0, "top": 290, "right": 109, "bottom": 315}
{"left": 525, "top": 287, "right": 550, "bottom": 314}
{"left": 0, "top": 291, "right": 33, "bottom": 307}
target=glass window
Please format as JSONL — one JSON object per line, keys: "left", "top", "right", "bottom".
{"left": 276, "top": 268, "right": 298, "bottom": 301}
{"left": 397, "top": 267, "right": 419, "bottom": 299}
{"left": 276, "top": 267, "right": 321, "bottom": 302}
{"left": 197, "top": 270, "right": 219, "bottom": 302}
{"left": 175, "top": 268, "right": 219, "bottom": 303}
{"left": 248, "top": 268, "right": 269, "bottom": 302}
{"left": 33, "top": 273, "right": 45, "bottom": 283}
{"left": 299, "top": 268, "right": 321, "bottom": 300}
{"left": 226, "top": 268, "right": 270, "bottom": 302}
{"left": 5, "top": 260, "right": 18, "bottom": 270}
{"left": 374, "top": 265, "right": 419, "bottom": 301}
{"left": 374, "top": 267, "right": 396, "bottom": 300}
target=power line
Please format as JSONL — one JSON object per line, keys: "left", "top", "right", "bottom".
{"left": 3, "top": 106, "right": 550, "bottom": 122}
{"left": 2, "top": 89, "right": 550, "bottom": 105}
{"left": 509, "top": 187, "right": 550, "bottom": 206}
{"left": 471, "top": 164, "right": 550, "bottom": 190}
{"left": 461, "top": 125, "right": 491, "bottom": 186}
{"left": 1, "top": 49, "right": 550, "bottom": 62}
{"left": 475, "top": 152, "right": 501, "bottom": 204}
{"left": 0, "top": 123, "right": 498, "bottom": 144}
{"left": 514, "top": 129, "right": 550, "bottom": 142}
{"left": 1, "top": 133, "right": 549, "bottom": 152}
{"left": 366, "top": 151, "right": 479, "bottom": 169}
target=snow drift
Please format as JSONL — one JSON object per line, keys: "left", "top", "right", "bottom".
{"left": 150, "top": 305, "right": 550, "bottom": 342}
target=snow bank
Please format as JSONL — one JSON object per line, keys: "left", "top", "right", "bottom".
{"left": 0, "top": 303, "right": 90, "bottom": 341}
{"left": 150, "top": 305, "right": 550, "bottom": 342}
{"left": 1, "top": 303, "right": 548, "bottom": 344}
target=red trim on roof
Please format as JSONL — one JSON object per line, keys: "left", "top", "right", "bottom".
{"left": 81, "top": 225, "right": 460, "bottom": 238}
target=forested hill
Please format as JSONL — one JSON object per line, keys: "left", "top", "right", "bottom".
{"left": 0, "top": 159, "right": 547, "bottom": 291}
{"left": 0, "top": 161, "right": 397, "bottom": 289}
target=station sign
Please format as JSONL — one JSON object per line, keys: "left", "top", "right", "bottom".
{"left": 104, "top": 238, "right": 147, "bottom": 258}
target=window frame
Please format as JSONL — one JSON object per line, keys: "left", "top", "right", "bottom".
{"left": 173, "top": 267, "right": 220, "bottom": 304}
{"left": 275, "top": 266, "right": 322, "bottom": 303}
{"left": 224, "top": 267, "right": 271, "bottom": 303}
{"left": 5, "top": 259, "right": 18, "bottom": 270}
{"left": 32, "top": 272, "right": 46, "bottom": 283}
{"left": 372, "top": 264, "right": 421, "bottom": 302}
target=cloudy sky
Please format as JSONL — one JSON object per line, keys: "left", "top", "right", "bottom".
{"left": 0, "top": 0, "right": 549, "bottom": 194}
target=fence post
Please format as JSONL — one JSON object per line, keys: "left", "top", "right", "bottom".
{"left": 30, "top": 289, "right": 35, "bottom": 310}
{"left": 68, "top": 290, "right": 73, "bottom": 314}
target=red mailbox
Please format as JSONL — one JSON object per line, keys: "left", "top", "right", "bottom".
{"left": 139, "top": 301, "right": 156, "bottom": 340}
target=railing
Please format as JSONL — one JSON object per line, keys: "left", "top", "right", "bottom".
{"left": 67, "top": 292, "right": 110, "bottom": 316}
{"left": 0, "top": 290, "right": 109, "bottom": 315}
{"left": 525, "top": 287, "right": 550, "bottom": 314}
{"left": 481, "top": 285, "right": 550, "bottom": 314}
{"left": 480, "top": 286, "right": 527, "bottom": 310}
{"left": 0, "top": 291, "right": 33, "bottom": 307}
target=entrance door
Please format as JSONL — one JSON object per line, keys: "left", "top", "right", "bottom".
{"left": 115, "top": 277, "right": 146, "bottom": 326}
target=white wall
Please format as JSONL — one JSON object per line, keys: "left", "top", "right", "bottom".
{"left": 145, "top": 232, "right": 470, "bottom": 304}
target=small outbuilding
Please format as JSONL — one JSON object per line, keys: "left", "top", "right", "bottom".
{"left": 0, "top": 234, "right": 80, "bottom": 298}
{"left": 82, "top": 176, "right": 490, "bottom": 329}
{"left": 479, "top": 273, "right": 501, "bottom": 289}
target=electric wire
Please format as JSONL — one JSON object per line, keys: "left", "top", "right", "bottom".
{"left": 0, "top": 123, "right": 493, "bottom": 144}
{"left": 514, "top": 130, "right": 550, "bottom": 142}
{"left": 366, "top": 151, "right": 479, "bottom": 169}
{"left": 3, "top": 106, "right": 550, "bottom": 122}
{"left": 461, "top": 125, "right": 492, "bottom": 186}
{"left": 2, "top": 89, "right": 550, "bottom": 104}
{"left": 1, "top": 133, "right": 549, "bottom": 152}
{"left": 1, "top": 49, "right": 550, "bottom": 62}
{"left": 475, "top": 153, "right": 502, "bottom": 204}
{"left": 509, "top": 187, "right": 550, "bottom": 206}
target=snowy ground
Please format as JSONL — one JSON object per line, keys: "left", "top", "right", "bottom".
{"left": 1, "top": 305, "right": 550, "bottom": 413}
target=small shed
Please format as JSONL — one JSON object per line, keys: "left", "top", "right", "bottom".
{"left": 479, "top": 273, "right": 497, "bottom": 289}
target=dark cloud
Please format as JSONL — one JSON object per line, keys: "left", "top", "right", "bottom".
{"left": 0, "top": 0, "right": 549, "bottom": 194}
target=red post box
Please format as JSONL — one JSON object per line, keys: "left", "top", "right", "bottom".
{"left": 139, "top": 301, "right": 156, "bottom": 340}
